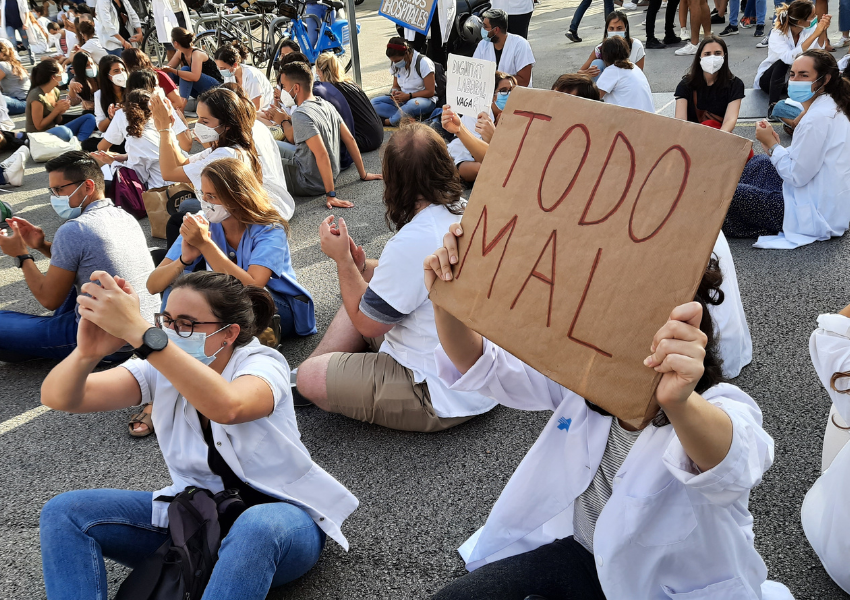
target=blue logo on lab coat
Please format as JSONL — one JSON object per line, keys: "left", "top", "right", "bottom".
{"left": 557, "top": 417, "right": 572, "bottom": 431}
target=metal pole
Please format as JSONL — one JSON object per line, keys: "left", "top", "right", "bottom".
{"left": 345, "top": 0, "right": 362, "bottom": 85}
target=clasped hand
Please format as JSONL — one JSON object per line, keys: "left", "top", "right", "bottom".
{"left": 180, "top": 213, "right": 210, "bottom": 262}
{"left": 76, "top": 271, "right": 146, "bottom": 357}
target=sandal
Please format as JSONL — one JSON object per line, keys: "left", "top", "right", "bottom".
{"left": 128, "top": 407, "right": 154, "bottom": 438}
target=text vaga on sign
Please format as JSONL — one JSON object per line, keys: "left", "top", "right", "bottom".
{"left": 379, "top": 0, "right": 438, "bottom": 35}
{"left": 429, "top": 87, "right": 752, "bottom": 422}
{"left": 446, "top": 54, "right": 496, "bottom": 117}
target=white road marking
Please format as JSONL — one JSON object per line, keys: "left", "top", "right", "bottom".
{"left": 0, "top": 405, "right": 50, "bottom": 436}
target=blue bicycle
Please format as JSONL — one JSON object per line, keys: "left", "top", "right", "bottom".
{"left": 266, "top": 0, "right": 359, "bottom": 78}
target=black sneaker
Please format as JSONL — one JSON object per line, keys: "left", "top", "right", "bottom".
{"left": 565, "top": 30, "right": 582, "bottom": 42}
{"left": 663, "top": 34, "right": 682, "bottom": 44}
{"left": 719, "top": 24, "right": 739, "bottom": 35}
{"left": 646, "top": 37, "right": 667, "bottom": 49}
{"left": 711, "top": 13, "right": 726, "bottom": 23}
{"left": 754, "top": 25, "right": 764, "bottom": 37}
{"left": 767, "top": 102, "right": 780, "bottom": 122}
{"left": 710, "top": 7, "right": 717, "bottom": 14}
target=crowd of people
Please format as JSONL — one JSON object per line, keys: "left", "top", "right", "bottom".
{"left": 0, "top": 0, "right": 847, "bottom": 597}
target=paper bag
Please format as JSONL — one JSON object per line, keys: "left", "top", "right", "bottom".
{"left": 429, "top": 87, "right": 752, "bottom": 421}
{"left": 142, "top": 183, "right": 194, "bottom": 239}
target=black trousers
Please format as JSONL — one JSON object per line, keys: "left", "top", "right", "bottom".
{"left": 409, "top": 15, "right": 446, "bottom": 65}
{"left": 431, "top": 537, "right": 607, "bottom": 600}
{"left": 759, "top": 59, "right": 790, "bottom": 105}
{"left": 508, "top": 11, "right": 533, "bottom": 38}
{"left": 646, "top": 0, "right": 681, "bottom": 40}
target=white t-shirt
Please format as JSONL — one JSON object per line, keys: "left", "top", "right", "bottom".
{"left": 81, "top": 38, "right": 108, "bottom": 64}
{"left": 0, "top": 93, "right": 13, "bottom": 131}
{"left": 595, "top": 37, "right": 645, "bottom": 64}
{"left": 596, "top": 64, "right": 654, "bottom": 112}
{"left": 64, "top": 30, "right": 77, "bottom": 58}
{"left": 232, "top": 64, "right": 274, "bottom": 112}
{"left": 473, "top": 34, "right": 536, "bottom": 87}
{"left": 94, "top": 89, "right": 107, "bottom": 127}
{"left": 392, "top": 50, "right": 437, "bottom": 103}
{"left": 363, "top": 203, "right": 498, "bottom": 419}
{"left": 252, "top": 120, "right": 294, "bottom": 220}
{"left": 489, "top": 0, "right": 533, "bottom": 15}
{"left": 103, "top": 108, "right": 188, "bottom": 189}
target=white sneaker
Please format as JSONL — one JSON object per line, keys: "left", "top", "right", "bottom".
{"left": 640, "top": 19, "right": 646, "bottom": 27}
{"left": 675, "top": 41, "right": 698, "bottom": 55}
{"left": 756, "top": 35, "right": 769, "bottom": 48}
{"left": 679, "top": 26, "right": 689, "bottom": 39}
{"left": 833, "top": 35, "right": 850, "bottom": 47}
{"left": 621, "top": 2, "right": 638, "bottom": 9}
{"left": 0, "top": 145, "right": 28, "bottom": 187}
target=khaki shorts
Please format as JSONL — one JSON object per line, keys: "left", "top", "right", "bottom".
{"left": 325, "top": 336, "right": 474, "bottom": 433}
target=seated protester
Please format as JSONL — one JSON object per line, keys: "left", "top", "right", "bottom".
{"left": 61, "top": 4, "right": 78, "bottom": 50}
{"left": 675, "top": 36, "right": 745, "bottom": 132}
{"left": 29, "top": 17, "right": 64, "bottom": 60}
{"left": 26, "top": 59, "right": 97, "bottom": 143}
{"left": 214, "top": 40, "right": 274, "bottom": 111}
{"left": 295, "top": 124, "right": 496, "bottom": 431}
{"left": 596, "top": 36, "right": 654, "bottom": 112}
{"left": 0, "top": 141, "right": 28, "bottom": 186}
{"left": 315, "top": 51, "right": 383, "bottom": 153}
{"left": 277, "top": 52, "right": 356, "bottom": 170}
{"left": 724, "top": 50, "right": 850, "bottom": 249}
{"left": 577, "top": 10, "right": 645, "bottom": 83}
{"left": 67, "top": 51, "right": 98, "bottom": 114}
{"left": 148, "top": 158, "right": 317, "bottom": 337}
{"left": 551, "top": 72, "right": 602, "bottom": 98}
{"left": 39, "top": 271, "right": 358, "bottom": 598}
{"left": 754, "top": 1, "right": 828, "bottom": 118}
{"left": 44, "top": 0, "right": 60, "bottom": 22}
{"left": 274, "top": 62, "right": 381, "bottom": 205}
{"left": 219, "top": 82, "right": 295, "bottom": 221}
{"left": 94, "top": 55, "right": 127, "bottom": 134}
{"left": 162, "top": 27, "right": 223, "bottom": 102}
{"left": 0, "top": 41, "right": 29, "bottom": 114}
{"left": 473, "top": 9, "right": 535, "bottom": 87}
{"left": 424, "top": 243, "right": 791, "bottom": 599}
{"left": 370, "top": 37, "right": 437, "bottom": 127}
{"left": 0, "top": 151, "right": 159, "bottom": 362}
{"left": 122, "top": 47, "right": 185, "bottom": 111}
{"left": 96, "top": 0, "right": 142, "bottom": 57}
{"left": 73, "top": 18, "right": 107, "bottom": 65}
{"left": 151, "top": 87, "right": 296, "bottom": 245}
{"left": 490, "top": 71, "right": 515, "bottom": 123}
{"left": 805, "top": 305, "right": 850, "bottom": 594}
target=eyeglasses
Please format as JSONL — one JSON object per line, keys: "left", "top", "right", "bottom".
{"left": 200, "top": 193, "right": 218, "bottom": 203}
{"left": 154, "top": 313, "right": 226, "bottom": 338}
{"left": 47, "top": 180, "right": 84, "bottom": 196}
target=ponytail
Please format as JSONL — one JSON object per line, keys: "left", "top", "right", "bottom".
{"left": 245, "top": 286, "right": 276, "bottom": 337}
{"left": 214, "top": 40, "right": 248, "bottom": 66}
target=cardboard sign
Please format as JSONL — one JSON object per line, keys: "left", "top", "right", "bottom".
{"left": 379, "top": 0, "right": 437, "bottom": 35}
{"left": 429, "top": 87, "right": 752, "bottom": 422}
{"left": 446, "top": 54, "right": 496, "bottom": 117}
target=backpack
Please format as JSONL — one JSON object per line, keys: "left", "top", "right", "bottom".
{"left": 415, "top": 54, "right": 447, "bottom": 107}
{"left": 115, "top": 487, "right": 246, "bottom": 600}
{"left": 112, "top": 167, "right": 147, "bottom": 220}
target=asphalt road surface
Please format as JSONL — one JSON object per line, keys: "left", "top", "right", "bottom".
{"left": 1, "top": 0, "right": 849, "bottom": 598}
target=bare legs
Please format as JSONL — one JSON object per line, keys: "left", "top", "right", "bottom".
{"left": 689, "top": 0, "right": 711, "bottom": 44}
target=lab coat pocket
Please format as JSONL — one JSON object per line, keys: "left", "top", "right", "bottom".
{"left": 624, "top": 479, "right": 696, "bottom": 547}
{"left": 662, "top": 576, "right": 756, "bottom": 599}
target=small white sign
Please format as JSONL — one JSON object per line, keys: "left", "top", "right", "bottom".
{"left": 446, "top": 54, "right": 496, "bottom": 117}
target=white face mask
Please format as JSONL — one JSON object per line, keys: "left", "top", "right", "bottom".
{"left": 278, "top": 84, "right": 297, "bottom": 108}
{"left": 200, "top": 199, "right": 230, "bottom": 223}
{"left": 193, "top": 122, "right": 221, "bottom": 143}
{"left": 110, "top": 72, "right": 127, "bottom": 88}
{"left": 700, "top": 55, "right": 725, "bottom": 75}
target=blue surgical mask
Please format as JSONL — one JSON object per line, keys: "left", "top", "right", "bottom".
{"left": 495, "top": 90, "right": 510, "bottom": 110}
{"left": 393, "top": 59, "right": 406, "bottom": 70}
{"left": 50, "top": 182, "right": 85, "bottom": 219}
{"left": 219, "top": 68, "right": 234, "bottom": 80}
{"left": 481, "top": 26, "right": 492, "bottom": 42}
{"left": 787, "top": 76, "right": 823, "bottom": 103}
{"left": 85, "top": 65, "right": 97, "bottom": 78}
{"left": 807, "top": 16, "right": 818, "bottom": 28}
{"left": 608, "top": 30, "right": 626, "bottom": 37}
{"left": 164, "top": 325, "right": 230, "bottom": 365}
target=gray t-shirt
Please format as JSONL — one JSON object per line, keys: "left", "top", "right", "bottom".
{"left": 0, "top": 61, "right": 30, "bottom": 101}
{"left": 572, "top": 418, "right": 641, "bottom": 554}
{"left": 50, "top": 199, "right": 160, "bottom": 323}
{"left": 290, "top": 97, "right": 341, "bottom": 195}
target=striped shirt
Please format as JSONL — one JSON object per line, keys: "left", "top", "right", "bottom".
{"left": 573, "top": 419, "right": 641, "bottom": 554}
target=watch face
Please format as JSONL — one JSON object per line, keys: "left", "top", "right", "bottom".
{"left": 143, "top": 327, "right": 169, "bottom": 351}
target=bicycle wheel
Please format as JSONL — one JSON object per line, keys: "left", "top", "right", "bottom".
{"left": 194, "top": 29, "right": 237, "bottom": 61}
{"left": 141, "top": 26, "right": 168, "bottom": 68}
{"left": 266, "top": 35, "right": 296, "bottom": 79}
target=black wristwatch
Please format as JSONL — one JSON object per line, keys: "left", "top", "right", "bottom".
{"left": 326, "top": 191, "right": 337, "bottom": 198}
{"left": 14, "top": 254, "right": 33, "bottom": 268}
{"left": 134, "top": 327, "right": 169, "bottom": 359}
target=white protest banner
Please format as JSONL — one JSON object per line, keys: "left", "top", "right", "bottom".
{"left": 446, "top": 54, "right": 496, "bottom": 117}
{"left": 379, "top": 0, "right": 437, "bottom": 35}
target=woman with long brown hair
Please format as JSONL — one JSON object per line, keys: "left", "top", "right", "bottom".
{"left": 0, "top": 40, "right": 29, "bottom": 114}
{"left": 147, "top": 157, "right": 315, "bottom": 338}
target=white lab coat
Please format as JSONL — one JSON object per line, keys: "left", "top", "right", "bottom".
{"left": 753, "top": 95, "right": 850, "bottom": 249}
{"left": 152, "top": 0, "right": 191, "bottom": 44}
{"left": 754, "top": 26, "right": 822, "bottom": 89}
{"left": 403, "top": 0, "right": 455, "bottom": 41}
{"left": 710, "top": 232, "right": 753, "bottom": 378}
{"left": 473, "top": 33, "right": 535, "bottom": 87}
{"left": 804, "top": 315, "right": 850, "bottom": 593}
{"left": 96, "top": 0, "right": 141, "bottom": 51}
{"left": 436, "top": 340, "right": 793, "bottom": 600}
{"left": 0, "top": 0, "right": 29, "bottom": 38}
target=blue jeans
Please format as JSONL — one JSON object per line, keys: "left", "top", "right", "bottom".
{"left": 178, "top": 66, "right": 220, "bottom": 99}
{"left": 107, "top": 47, "right": 123, "bottom": 57}
{"left": 771, "top": 99, "right": 802, "bottom": 119}
{"left": 589, "top": 59, "right": 605, "bottom": 82}
{"left": 48, "top": 113, "right": 97, "bottom": 142}
{"left": 276, "top": 139, "right": 298, "bottom": 160}
{"left": 840, "top": 0, "right": 850, "bottom": 31}
{"left": 731, "top": 0, "right": 766, "bottom": 24}
{"left": 0, "top": 288, "right": 77, "bottom": 361}
{"left": 5, "top": 95, "right": 25, "bottom": 114}
{"left": 569, "top": 0, "right": 615, "bottom": 33}
{"left": 5, "top": 25, "right": 28, "bottom": 49}
{"left": 40, "top": 489, "right": 326, "bottom": 600}
{"left": 371, "top": 95, "right": 436, "bottom": 126}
